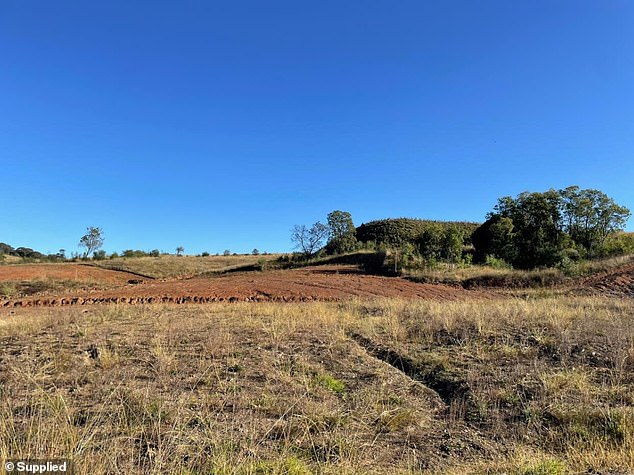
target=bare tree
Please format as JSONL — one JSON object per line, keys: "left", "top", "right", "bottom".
{"left": 291, "top": 222, "right": 329, "bottom": 256}
{"left": 79, "top": 226, "right": 104, "bottom": 259}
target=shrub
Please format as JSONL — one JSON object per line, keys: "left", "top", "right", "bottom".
{"left": 484, "top": 255, "right": 511, "bottom": 269}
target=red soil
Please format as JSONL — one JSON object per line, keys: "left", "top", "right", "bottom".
{"left": 1, "top": 265, "right": 483, "bottom": 307}
{"left": 579, "top": 262, "right": 634, "bottom": 298}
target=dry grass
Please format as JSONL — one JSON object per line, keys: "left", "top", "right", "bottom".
{"left": 404, "top": 253, "right": 634, "bottom": 289}
{"left": 1, "top": 296, "right": 633, "bottom": 473}
{"left": 0, "top": 277, "right": 105, "bottom": 299}
{"left": 95, "top": 254, "right": 281, "bottom": 279}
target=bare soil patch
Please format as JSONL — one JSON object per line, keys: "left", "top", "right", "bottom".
{"left": 578, "top": 261, "right": 634, "bottom": 297}
{"left": 1, "top": 265, "right": 484, "bottom": 307}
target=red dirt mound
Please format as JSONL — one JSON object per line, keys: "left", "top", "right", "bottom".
{"left": 578, "top": 262, "right": 634, "bottom": 298}
{"left": 1, "top": 266, "right": 485, "bottom": 308}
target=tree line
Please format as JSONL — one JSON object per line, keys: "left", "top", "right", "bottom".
{"left": 292, "top": 186, "right": 632, "bottom": 270}
{"left": 473, "top": 186, "right": 631, "bottom": 268}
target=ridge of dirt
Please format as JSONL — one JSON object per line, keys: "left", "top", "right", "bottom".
{"left": 348, "top": 332, "right": 476, "bottom": 417}
{"left": 577, "top": 262, "right": 634, "bottom": 297}
{"left": 78, "top": 263, "right": 156, "bottom": 280}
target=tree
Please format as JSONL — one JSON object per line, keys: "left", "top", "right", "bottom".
{"left": 223, "top": 249, "right": 231, "bottom": 256}
{"left": 441, "top": 227, "right": 464, "bottom": 264}
{"left": 176, "top": 246, "right": 184, "bottom": 256}
{"left": 252, "top": 248, "right": 260, "bottom": 255}
{"left": 560, "top": 186, "right": 631, "bottom": 255}
{"left": 291, "top": 222, "right": 329, "bottom": 257}
{"left": 325, "top": 210, "right": 358, "bottom": 254}
{"left": 79, "top": 226, "right": 104, "bottom": 259}
{"left": 473, "top": 186, "right": 631, "bottom": 268}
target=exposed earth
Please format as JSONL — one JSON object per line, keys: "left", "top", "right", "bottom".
{"left": 3, "top": 259, "right": 633, "bottom": 308}
{"left": 1, "top": 263, "right": 482, "bottom": 307}
{"left": 579, "top": 261, "right": 634, "bottom": 297}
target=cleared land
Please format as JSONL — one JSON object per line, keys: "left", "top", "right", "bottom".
{"left": 1, "top": 265, "right": 482, "bottom": 307}
{"left": 580, "top": 261, "right": 634, "bottom": 298}
{"left": 1, "top": 257, "right": 633, "bottom": 473}
{"left": 1, "top": 297, "right": 633, "bottom": 474}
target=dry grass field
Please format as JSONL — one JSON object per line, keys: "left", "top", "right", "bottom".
{"left": 95, "top": 254, "right": 280, "bottom": 279}
{"left": 1, "top": 296, "right": 633, "bottom": 474}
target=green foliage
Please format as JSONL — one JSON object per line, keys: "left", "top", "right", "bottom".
{"left": 0, "top": 243, "right": 14, "bottom": 255}
{"left": 201, "top": 251, "right": 210, "bottom": 257}
{"left": 473, "top": 187, "right": 631, "bottom": 269}
{"left": 325, "top": 210, "right": 358, "bottom": 254}
{"left": 313, "top": 373, "right": 346, "bottom": 395}
{"left": 122, "top": 250, "right": 138, "bottom": 258}
{"left": 560, "top": 186, "right": 631, "bottom": 254}
{"left": 484, "top": 255, "right": 511, "bottom": 269}
{"left": 14, "top": 247, "right": 45, "bottom": 260}
{"left": 149, "top": 249, "right": 160, "bottom": 257}
{"left": 79, "top": 226, "right": 104, "bottom": 259}
{"left": 357, "top": 218, "right": 478, "bottom": 250}
{"left": 600, "top": 232, "right": 634, "bottom": 257}
{"left": 355, "top": 218, "right": 475, "bottom": 268}
{"left": 520, "top": 459, "right": 569, "bottom": 475}
{"left": 92, "top": 250, "right": 107, "bottom": 261}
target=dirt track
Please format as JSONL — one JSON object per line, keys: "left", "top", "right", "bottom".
{"left": 0, "top": 264, "right": 482, "bottom": 307}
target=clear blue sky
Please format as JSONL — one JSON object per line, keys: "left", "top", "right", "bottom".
{"left": 1, "top": 1, "right": 633, "bottom": 255}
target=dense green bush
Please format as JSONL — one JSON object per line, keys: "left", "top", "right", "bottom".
{"left": 355, "top": 218, "right": 476, "bottom": 266}
{"left": 473, "top": 187, "right": 631, "bottom": 269}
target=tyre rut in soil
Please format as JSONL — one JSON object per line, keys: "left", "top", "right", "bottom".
{"left": 348, "top": 331, "right": 477, "bottom": 420}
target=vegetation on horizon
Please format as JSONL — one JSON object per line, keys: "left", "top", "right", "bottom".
{"left": 473, "top": 186, "right": 631, "bottom": 269}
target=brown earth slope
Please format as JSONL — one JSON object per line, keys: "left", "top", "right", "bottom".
{"left": 578, "top": 261, "right": 634, "bottom": 298}
{"left": 1, "top": 265, "right": 483, "bottom": 307}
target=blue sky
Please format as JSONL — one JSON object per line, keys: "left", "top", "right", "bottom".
{"left": 1, "top": 1, "right": 633, "bottom": 255}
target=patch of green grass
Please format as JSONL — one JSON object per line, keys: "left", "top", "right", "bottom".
{"left": 519, "top": 458, "right": 569, "bottom": 475}
{"left": 313, "top": 373, "right": 346, "bottom": 395}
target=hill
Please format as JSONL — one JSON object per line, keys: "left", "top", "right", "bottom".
{"left": 356, "top": 218, "right": 479, "bottom": 248}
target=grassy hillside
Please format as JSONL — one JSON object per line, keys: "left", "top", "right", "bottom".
{"left": 95, "top": 254, "right": 280, "bottom": 279}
